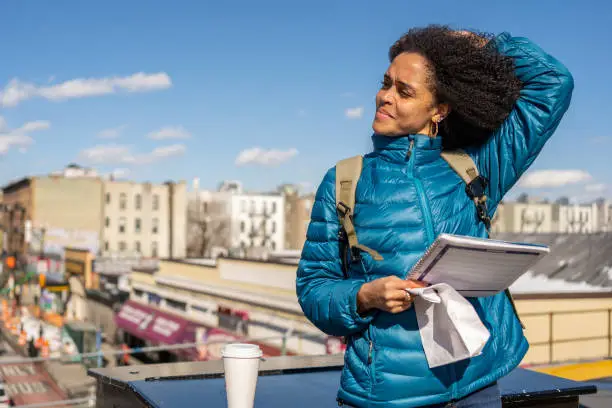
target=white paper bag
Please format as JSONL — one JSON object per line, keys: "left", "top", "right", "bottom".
{"left": 406, "top": 283, "right": 490, "bottom": 368}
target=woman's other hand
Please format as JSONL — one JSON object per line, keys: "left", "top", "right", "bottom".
{"left": 357, "top": 276, "right": 428, "bottom": 315}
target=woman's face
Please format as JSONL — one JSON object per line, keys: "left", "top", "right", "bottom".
{"left": 372, "top": 52, "right": 444, "bottom": 137}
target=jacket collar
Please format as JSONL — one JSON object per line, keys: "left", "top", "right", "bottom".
{"left": 372, "top": 133, "right": 442, "bottom": 164}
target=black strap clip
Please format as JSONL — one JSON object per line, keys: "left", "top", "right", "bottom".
{"left": 465, "top": 175, "right": 491, "bottom": 230}
{"left": 465, "top": 175, "right": 488, "bottom": 200}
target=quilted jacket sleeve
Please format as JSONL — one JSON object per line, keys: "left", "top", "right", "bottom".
{"left": 295, "top": 167, "right": 375, "bottom": 337}
{"left": 470, "top": 33, "right": 574, "bottom": 210}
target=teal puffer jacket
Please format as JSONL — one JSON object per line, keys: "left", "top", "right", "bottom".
{"left": 296, "top": 33, "right": 573, "bottom": 408}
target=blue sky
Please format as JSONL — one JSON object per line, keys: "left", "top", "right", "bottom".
{"left": 1, "top": 0, "right": 610, "bottom": 202}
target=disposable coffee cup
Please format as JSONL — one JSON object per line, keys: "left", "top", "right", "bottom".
{"left": 222, "top": 343, "right": 263, "bottom": 408}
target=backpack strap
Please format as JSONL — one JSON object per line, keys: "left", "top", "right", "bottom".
{"left": 441, "top": 149, "right": 524, "bottom": 329}
{"left": 441, "top": 149, "right": 492, "bottom": 232}
{"left": 335, "top": 156, "right": 383, "bottom": 278}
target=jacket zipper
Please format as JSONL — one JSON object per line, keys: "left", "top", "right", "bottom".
{"left": 359, "top": 259, "right": 376, "bottom": 397}
{"left": 408, "top": 138, "right": 457, "bottom": 399}
{"left": 408, "top": 140, "right": 434, "bottom": 246}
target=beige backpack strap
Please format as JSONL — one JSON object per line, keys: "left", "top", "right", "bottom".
{"left": 441, "top": 149, "right": 524, "bottom": 329}
{"left": 441, "top": 149, "right": 491, "bottom": 232}
{"left": 335, "top": 156, "right": 383, "bottom": 262}
{"left": 440, "top": 149, "right": 479, "bottom": 184}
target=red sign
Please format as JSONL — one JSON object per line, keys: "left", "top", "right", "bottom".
{"left": 325, "top": 336, "right": 347, "bottom": 355}
{"left": 0, "top": 363, "right": 67, "bottom": 405}
{"left": 115, "top": 301, "right": 187, "bottom": 344}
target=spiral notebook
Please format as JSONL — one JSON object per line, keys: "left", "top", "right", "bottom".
{"left": 407, "top": 234, "right": 550, "bottom": 297}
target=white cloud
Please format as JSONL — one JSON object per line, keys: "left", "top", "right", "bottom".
{"left": 0, "top": 117, "right": 51, "bottom": 155}
{"left": 147, "top": 126, "right": 191, "bottom": 140}
{"left": 79, "top": 144, "right": 132, "bottom": 164}
{"left": 98, "top": 125, "right": 126, "bottom": 139}
{"left": 345, "top": 106, "right": 364, "bottom": 119}
{"left": 235, "top": 147, "right": 298, "bottom": 166}
{"left": 0, "top": 72, "right": 172, "bottom": 107}
{"left": 78, "top": 143, "right": 185, "bottom": 165}
{"left": 518, "top": 170, "right": 592, "bottom": 188}
{"left": 585, "top": 183, "right": 606, "bottom": 193}
{"left": 18, "top": 120, "right": 51, "bottom": 132}
{"left": 589, "top": 136, "right": 611, "bottom": 144}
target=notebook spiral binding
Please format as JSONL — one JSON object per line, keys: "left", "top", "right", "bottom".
{"left": 407, "top": 238, "right": 443, "bottom": 280}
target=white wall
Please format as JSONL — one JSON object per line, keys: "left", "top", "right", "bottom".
{"left": 557, "top": 203, "right": 598, "bottom": 233}
{"left": 230, "top": 194, "right": 285, "bottom": 251}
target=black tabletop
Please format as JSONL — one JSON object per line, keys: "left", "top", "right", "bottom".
{"left": 127, "top": 367, "right": 596, "bottom": 408}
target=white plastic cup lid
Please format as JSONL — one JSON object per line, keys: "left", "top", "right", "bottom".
{"left": 222, "top": 343, "right": 263, "bottom": 359}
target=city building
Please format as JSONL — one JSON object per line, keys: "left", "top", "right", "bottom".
{"left": 1, "top": 165, "right": 187, "bottom": 261}
{"left": 188, "top": 180, "right": 285, "bottom": 258}
{"left": 2, "top": 175, "right": 103, "bottom": 257}
{"left": 556, "top": 202, "right": 600, "bottom": 234}
{"left": 115, "top": 256, "right": 330, "bottom": 364}
{"left": 279, "top": 184, "right": 314, "bottom": 250}
{"left": 491, "top": 202, "right": 555, "bottom": 234}
{"left": 101, "top": 180, "right": 186, "bottom": 259}
{"left": 491, "top": 199, "right": 612, "bottom": 234}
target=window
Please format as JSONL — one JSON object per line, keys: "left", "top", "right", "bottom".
{"left": 135, "top": 241, "right": 141, "bottom": 253}
{"left": 135, "top": 194, "right": 142, "bottom": 210}
{"left": 241, "top": 200, "right": 247, "bottom": 213}
{"left": 218, "top": 306, "right": 248, "bottom": 336}
{"left": 119, "top": 193, "right": 127, "bottom": 210}
{"left": 153, "top": 194, "right": 160, "bottom": 210}
{"left": 271, "top": 241, "right": 276, "bottom": 251}
{"left": 148, "top": 292, "right": 161, "bottom": 306}
{"left": 271, "top": 221, "right": 276, "bottom": 233}
{"left": 105, "top": 217, "right": 110, "bottom": 228}
{"left": 272, "top": 202, "right": 277, "bottom": 213}
{"left": 152, "top": 218, "right": 159, "bottom": 234}
{"left": 166, "top": 298, "right": 187, "bottom": 312}
{"left": 134, "top": 289, "right": 144, "bottom": 298}
{"left": 135, "top": 218, "right": 141, "bottom": 233}
{"left": 119, "top": 217, "right": 126, "bottom": 233}
{"left": 263, "top": 202, "right": 268, "bottom": 213}
{"left": 151, "top": 241, "right": 158, "bottom": 257}
{"left": 203, "top": 202, "right": 208, "bottom": 213}
{"left": 104, "top": 241, "right": 109, "bottom": 251}
{"left": 105, "top": 193, "right": 111, "bottom": 204}
{"left": 119, "top": 241, "right": 127, "bottom": 251}
{"left": 191, "top": 304, "right": 208, "bottom": 313}
{"left": 240, "top": 221, "right": 245, "bottom": 233}
{"left": 250, "top": 200, "right": 255, "bottom": 213}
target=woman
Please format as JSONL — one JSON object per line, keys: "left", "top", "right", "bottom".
{"left": 296, "top": 25, "right": 573, "bottom": 408}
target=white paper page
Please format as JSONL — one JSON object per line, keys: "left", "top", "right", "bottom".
{"left": 418, "top": 247, "right": 542, "bottom": 296}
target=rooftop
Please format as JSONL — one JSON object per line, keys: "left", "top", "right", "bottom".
{"left": 493, "top": 233, "right": 612, "bottom": 289}
{"left": 88, "top": 354, "right": 598, "bottom": 408}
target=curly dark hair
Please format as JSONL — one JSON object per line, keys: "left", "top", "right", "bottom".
{"left": 389, "top": 25, "right": 522, "bottom": 149}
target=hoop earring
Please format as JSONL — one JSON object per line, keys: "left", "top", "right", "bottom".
{"left": 429, "top": 120, "right": 439, "bottom": 138}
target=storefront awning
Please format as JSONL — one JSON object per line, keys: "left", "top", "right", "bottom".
{"left": 115, "top": 301, "right": 289, "bottom": 360}
{"left": 115, "top": 301, "right": 190, "bottom": 345}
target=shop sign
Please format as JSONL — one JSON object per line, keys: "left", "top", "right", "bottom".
{"left": 64, "top": 259, "right": 85, "bottom": 275}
